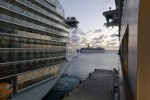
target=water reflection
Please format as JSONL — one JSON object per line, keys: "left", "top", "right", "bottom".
{"left": 42, "top": 74, "right": 80, "bottom": 100}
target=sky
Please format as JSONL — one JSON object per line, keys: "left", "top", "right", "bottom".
{"left": 59, "top": 0, "right": 119, "bottom": 50}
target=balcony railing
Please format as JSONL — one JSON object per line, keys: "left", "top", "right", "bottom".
{"left": 0, "top": 56, "right": 67, "bottom": 79}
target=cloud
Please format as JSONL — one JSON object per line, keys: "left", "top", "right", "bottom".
{"left": 111, "top": 38, "right": 118, "bottom": 41}
{"left": 104, "top": 36, "right": 108, "bottom": 38}
{"left": 94, "top": 40, "right": 104, "bottom": 44}
{"left": 71, "top": 34, "right": 81, "bottom": 43}
{"left": 71, "top": 28, "right": 86, "bottom": 35}
{"left": 94, "top": 29, "right": 103, "bottom": 33}
{"left": 81, "top": 37, "right": 88, "bottom": 43}
{"left": 70, "top": 28, "right": 87, "bottom": 46}
{"left": 69, "top": 27, "right": 119, "bottom": 49}
{"left": 87, "top": 30, "right": 93, "bottom": 33}
{"left": 92, "top": 35, "right": 105, "bottom": 46}
{"left": 99, "top": 40, "right": 105, "bottom": 43}
{"left": 107, "top": 42, "right": 117, "bottom": 46}
{"left": 93, "top": 35, "right": 104, "bottom": 41}
{"left": 110, "top": 33, "right": 118, "bottom": 37}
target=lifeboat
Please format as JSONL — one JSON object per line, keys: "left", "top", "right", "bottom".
{"left": 0, "top": 83, "right": 13, "bottom": 100}
{"left": 65, "top": 17, "right": 79, "bottom": 28}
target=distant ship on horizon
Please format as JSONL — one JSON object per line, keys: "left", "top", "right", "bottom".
{"left": 80, "top": 45, "right": 105, "bottom": 53}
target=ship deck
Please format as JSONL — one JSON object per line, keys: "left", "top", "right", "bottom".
{"left": 63, "top": 69, "right": 114, "bottom": 100}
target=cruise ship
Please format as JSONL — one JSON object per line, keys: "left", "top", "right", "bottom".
{"left": 0, "top": 0, "right": 78, "bottom": 100}
{"left": 103, "top": 0, "right": 150, "bottom": 100}
{"left": 80, "top": 47, "right": 105, "bottom": 53}
{"left": 80, "top": 45, "right": 105, "bottom": 53}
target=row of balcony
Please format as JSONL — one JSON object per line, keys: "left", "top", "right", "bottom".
{"left": 17, "top": 65, "right": 59, "bottom": 91}
{"left": 0, "top": 57, "right": 66, "bottom": 79}
{"left": 16, "top": 0, "right": 65, "bottom": 26}
{"left": 0, "top": 0, "right": 65, "bottom": 27}
{"left": 0, "top": 34, "right": 67, "bottom": 48}
{"left": 0, "top": 49, "right": 66, "bottom": 63}
{"left": 0, "top": 3, "right": 67, "bottom": 32}
{"left": 0, "top": 26, "right": 68, "bottom": 43}
{"left": 34, "top": 0, "right": 65, "bottom": 19}
{"left": 0, "top": 13, "right": 68, "bottom": 37}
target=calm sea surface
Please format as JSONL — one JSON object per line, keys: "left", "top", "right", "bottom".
{"left": 43, "top": 50, "right": 119, "bottom": 100}
{"left": 66, "top": 50, "right": 119, "bottom": 80}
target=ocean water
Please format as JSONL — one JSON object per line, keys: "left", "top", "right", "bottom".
{"left": 42, "top": 74, "right": 80, "bottom": 100}
{"left": 43, "top": 50, "right": 119, "bottom": 100}
{"left": 66, "top": 50, "right": 119, "bottom": 80}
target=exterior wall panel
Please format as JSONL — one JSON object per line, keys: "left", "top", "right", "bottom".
{"left": 128, "top": 0, "right": 140, "bottom": 98}
{"left": 120, "top": 0, "right": 140, "bottom": 98}
{"left": 137, "top": 1, "right": 150, "bottom": 99}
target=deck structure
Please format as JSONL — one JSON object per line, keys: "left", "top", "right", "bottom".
{"left": 63, "top": 69, "right": 115, "bottom": 100}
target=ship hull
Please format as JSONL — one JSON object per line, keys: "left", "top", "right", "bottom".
{"left": 14, "top": 76, "right": 60, "bottom": 100}
{"left": 13, "top": 62, "right": 70, "bottom": 100}
{"left": 80, "top": 50, "right": 105, "bottom": 53}
{"left": 80, "top": 48, "right": 105, "bottom": 53}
